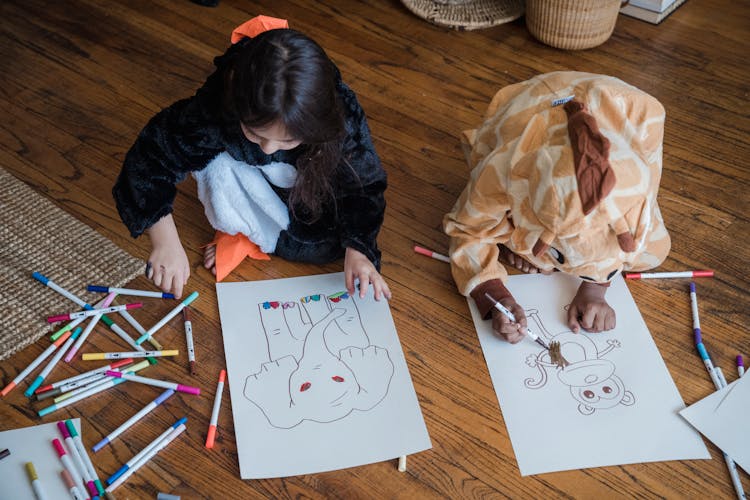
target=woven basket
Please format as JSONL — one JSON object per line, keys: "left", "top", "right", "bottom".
{"left": 526, "top": 0, "right": 625, "bottom": 50}
{"left": 401, "top": 0, "right": 524, "bottom": 31}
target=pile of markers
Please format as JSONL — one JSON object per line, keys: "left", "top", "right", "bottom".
{"left": 0, "top": 270, "right": 228, "bottom": 496}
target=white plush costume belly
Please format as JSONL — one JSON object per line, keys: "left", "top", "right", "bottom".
{"left": 192, "top": 152, "right": 297, "bottom": 253}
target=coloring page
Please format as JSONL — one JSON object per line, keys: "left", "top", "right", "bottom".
{"left": 216, "top": 272, "right": 431, "bottom": 478}
{"left": 680, "top": 374, "right": 750, "bottom": 473}
{"left": 469, "top": 273, "right": 709, "bottom": 475}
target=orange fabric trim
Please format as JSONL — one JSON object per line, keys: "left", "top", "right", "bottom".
{"left": 210, "top": 231, "right": 270, "bottom": 282}
{"left": 231, "top": 15, "right": 289, "bottom": 44}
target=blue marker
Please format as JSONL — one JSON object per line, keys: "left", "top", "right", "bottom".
{"left": 135, "top": 292, "right": 199, "bottom": 346}
{"left": 106, "top": 417, "right": 187, "bottom": 485}
{"left": 88, "top": 285, "right": 175, "bottom": 299}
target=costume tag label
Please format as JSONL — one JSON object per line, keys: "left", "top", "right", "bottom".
{"left": 551, "top": 95, "right": 575, "bottom": 107}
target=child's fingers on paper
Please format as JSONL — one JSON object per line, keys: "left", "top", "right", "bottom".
{"left": 345, "top": 270, "right": 355, "bottom": 295}
{"left": 604, "top": 310, "right": 616, "bottom": 331}
{"left": 579, "top": 307, "right": 600, "bottom": 332}
{"left": 357, "top": 272, "right": 370, "bottom": 298}
{"left": 567, "top": 305, "right": 582, "bottom": 333}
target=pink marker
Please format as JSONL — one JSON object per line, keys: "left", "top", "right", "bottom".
{"left": 64, "top": 292, "right": 117, "bottom": 363}
{"left": 624, "top": 270, "right": 714, "bottom": 279}
{"left": 105, "top": 371, "right": 200, "bottom": 395}
{"left": 60, "top": 469, "right": 85, "bottom": 500}
{"left": 56, "top": 422, "right": 90, "bottom": 493}
{"left": 413, "top": 245, "right": 450, "bottom": 263}
{"left": 52, "top": 439, "right": 86, "bottom": 494}
{"left": 47, "top": 302, "right": 142, "bottom": 323}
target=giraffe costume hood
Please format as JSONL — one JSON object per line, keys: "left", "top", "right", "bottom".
{"left": 444, "top": 72, "right": 670, "bottom": 313}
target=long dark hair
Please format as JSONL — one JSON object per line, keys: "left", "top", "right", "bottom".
{"left": 223, "top": 29, "right": 346, "bottom": 222}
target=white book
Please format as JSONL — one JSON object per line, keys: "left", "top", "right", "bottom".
{"left": 627, "top": 0, "right": 676, "bottom": 13}
{"left": 620, "top": 0, "right": 687, "bottom": 24}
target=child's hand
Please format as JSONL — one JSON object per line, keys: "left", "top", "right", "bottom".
{"left": 491, "top": 297, "right": 528, "bottom": 344}
{"left": 567, "top": 281, "right": 615, "bottom": 333}
{"left": 344, "top": 247, "right": 391, "bottom": 301}
{"left": 146, "top": 214, "right": 190, "bottom": 299}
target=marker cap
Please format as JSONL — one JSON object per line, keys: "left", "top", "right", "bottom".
{"left": 32, "top": 272, "right": 49, "bottom": 285}
{"left": 177, "top": 385, "right": 200, "bottom": 395}
{"left": 52, "top": 438, "right": 67, "bottom": 457}
{"left": 25, "top": 462, "right": 38, "bottom": 480}
{"left": 205, "top": 425, "right": 217, "bottom": 448}
{"left": 65, "top": 420, "right": 79, "bottom": 437}
{"left": 57, "top": 421, "right": 71, "bottom": 438}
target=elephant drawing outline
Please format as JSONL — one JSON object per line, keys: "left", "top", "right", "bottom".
{"left": 244, "top": 291, "right": 395, "bottom": 428}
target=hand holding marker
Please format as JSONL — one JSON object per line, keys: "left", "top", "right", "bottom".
{"left": 484, "top": 293, "right": 550, "bottom": 349}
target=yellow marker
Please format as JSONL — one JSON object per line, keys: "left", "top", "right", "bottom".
{"left": 82, "top": 350, "right": 178, "bottom": 361}
{"left": 26, "top": 461, "right": 49, "bottom": 500}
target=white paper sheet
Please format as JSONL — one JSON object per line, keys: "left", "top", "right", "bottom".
{"left": 680, "top": 374, "right": 750, "bottom": 473}
{"left": 469, "top": 273, "right": 709, "bottom": 476}
{"left": 216, "top": 272, "right": 431, "bottom": 478}
{"left": 0, "top": 419, "right": 82, "bottom": 499}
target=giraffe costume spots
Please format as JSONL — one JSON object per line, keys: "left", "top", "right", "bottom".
{"left": 444, "top": 72, "right": 670, "bottom": 315}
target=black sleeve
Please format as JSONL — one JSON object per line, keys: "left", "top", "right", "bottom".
{"left": 112, "top": 44, "right": 241, "bottom": 238}
{"left": 335, "top": 81, "right": 387, "bottom": 267}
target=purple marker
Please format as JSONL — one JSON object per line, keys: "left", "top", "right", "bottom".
{"left": 689, "top": 282, "right": 721, "bottom": 390}
{"left": 738, "top": 355, "right": 745, "bottom": 377}
{"left": 93, "top": 389, "right": 175, "bottom": 452}
{"left": 689, "top": 282, "right": 703, "bottom": 344}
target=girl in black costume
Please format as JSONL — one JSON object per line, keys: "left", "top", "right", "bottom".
{"left": 114, "top": 17, "right": 390, "bottom": 301}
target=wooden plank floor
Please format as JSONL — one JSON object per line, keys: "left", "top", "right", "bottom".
{"left": 1, "top": 0, "right": 748, "bottom": 498}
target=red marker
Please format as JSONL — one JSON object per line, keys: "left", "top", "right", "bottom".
{"left": 624, "top": 270, "right": 713, "bottom": 279}
{"left": 414, "top": 245, "right": 450, "bottom": 263}
{"left": 206, "top": 370, "right": 226, "bottom": 448}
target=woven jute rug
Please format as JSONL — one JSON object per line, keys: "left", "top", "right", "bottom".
{"left": 0, "top": 167, "right": 145, "bottom": 361}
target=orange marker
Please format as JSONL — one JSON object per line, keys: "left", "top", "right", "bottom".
{"left": 1, "top": 331, "right": 72, "bottom": 397}
{"left": 205, "top": 369, "right": 226, "bottom": 448}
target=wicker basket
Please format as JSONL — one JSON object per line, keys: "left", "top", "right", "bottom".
{"left": 401, "top": 0, "right": 524, "bottom": 31}
{"left": 526, "top": 0, "right": 625, "bottom": 50}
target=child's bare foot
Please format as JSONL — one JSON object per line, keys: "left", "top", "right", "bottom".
{"left": 204, "top": 244, "right": 217, "bottom": 276}
{"left": 499, "top": 245, "right": 551, "bottom": 274}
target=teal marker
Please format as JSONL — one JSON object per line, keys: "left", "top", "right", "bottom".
{"left": 136, "top": 292, "right": 199, "bottom": 346}
{"left": 25, "top": 327, "right": 83, "bottom": 396}
{"left": 65, "top": 420, "right": 106, "bottom": 496}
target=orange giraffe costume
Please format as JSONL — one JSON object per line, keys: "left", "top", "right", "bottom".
{"left": 444, "top": 72, "right": 671, "bottom": 320}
